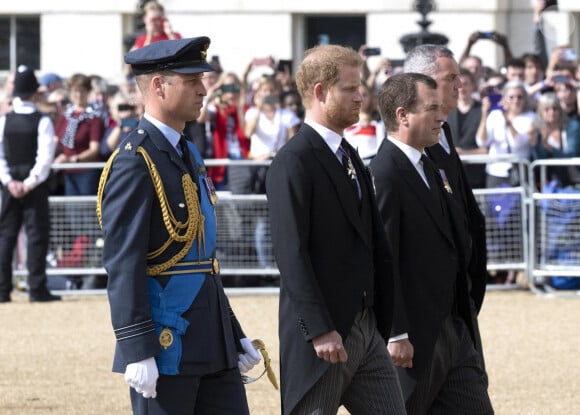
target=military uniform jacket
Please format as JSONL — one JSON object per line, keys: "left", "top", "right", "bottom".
{"left": 99, "top": 118, "right": 243, "bottom": 376}
{"left": 266, "top": 124, "right": 395, "bottom": 415}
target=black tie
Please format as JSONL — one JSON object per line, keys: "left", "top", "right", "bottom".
{"left": 179, "top": 135, "right": 198, "bottom": 182}
{"left": 339, "top": 139, "right": 361, "bottom": 200}
{"left": 441, "top": 121, "right": 456, "bottom": 150}
{"left": 421, "top": 154, "right": 445, "bottom": 216}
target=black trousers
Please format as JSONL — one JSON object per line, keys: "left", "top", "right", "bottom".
{"left": 0, "top": 182, "right": 50, "bottom": 295}
{"left": 130, "top": 368, "right": 249, "bottom": 415}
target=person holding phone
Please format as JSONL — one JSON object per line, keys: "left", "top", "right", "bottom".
{"left": 477, "top": 80, "right": 536, "bottom": 188}
{"left": 100, "top": 92, "right": 143, "bottom": 160}
{"left": 132, "top": 1, "right": 181, "bottom": 50}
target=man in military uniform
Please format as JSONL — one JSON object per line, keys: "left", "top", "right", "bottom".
{"left": 0, "top": 65, "right": 60, "bottom": 303}
{"left": 97, "top": 36, "right": 261, "bottom": 414}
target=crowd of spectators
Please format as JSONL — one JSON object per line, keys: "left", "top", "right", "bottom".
{"left": 1, "top": 0, "right": 580, "bottom": 287}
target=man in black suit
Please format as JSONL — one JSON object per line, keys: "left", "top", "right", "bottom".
{"left": 370, "top": 73, "right": 493, "bottom": 414}
{"left": 404, "top": 44, "right": 489, "bottom": 330}
{"left": 266, "top": 44, "right": 405, "bottom": 415}
{"left": 97, "top": 37, "right": 261, "bottom": 414}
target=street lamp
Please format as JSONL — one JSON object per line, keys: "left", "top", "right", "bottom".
{"left": 399, "top": 0, "right": 449, "bottom": 53}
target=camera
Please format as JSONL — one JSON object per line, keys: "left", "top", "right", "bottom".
{"left": 478, "top": 31, "right": 494, "bottom": 40}
{"left": 363, "top": 47, "right": 381, "bottom": 57}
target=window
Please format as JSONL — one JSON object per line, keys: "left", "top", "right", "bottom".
{"left": 305, "top": 16, "right": 366, "bottom": 50}
{"left": 0, "top": 16, "right": 40, "bottom": 71}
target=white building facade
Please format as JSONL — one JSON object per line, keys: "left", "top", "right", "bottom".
{"left": 0, "top": 0, "right": 579, "bottom": 83}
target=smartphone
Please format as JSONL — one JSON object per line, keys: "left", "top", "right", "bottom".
{"left": 553, "top": 74, "right": 570, "bottom": 84}
{"left": 277, "top": 59, "right": 293, "bottom": 74}
{"left": 152, "top": 17, "right": 165, "bottom": 30}
{"left": 252, "top": 57, "right": 272, "bottom": 66}
{"left": 478, "top": 31, "right": 494, "bottom": 40}
{"left": 263, "top": 95, "right": 279, "bottom": 106}
{"left": 118, "top": 104, "right": 135, "bottom": 112}
{"left": 120, "top": 117, "right": 139, "bottom": 129}
{"left": 562, "top": 48, "right": 577, "bottom": 62}
{"left": 487, "top": 93, "right": 503, "bottom": 112}
{"left": 363, "top": 47, "right": 382, "bottom": 57}
{"left": 220, "top": 84, "right": 240, "bottom": 94}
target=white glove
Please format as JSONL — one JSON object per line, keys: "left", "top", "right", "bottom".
{"left": 124, "top": 356, "right": 159, "bottom": 399}
{"left": 238, "top": 338, "right": 262, "bottom": 374}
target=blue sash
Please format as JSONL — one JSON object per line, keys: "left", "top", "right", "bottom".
{"left": 147, "top": 147, "right": 217, "bottom": 374}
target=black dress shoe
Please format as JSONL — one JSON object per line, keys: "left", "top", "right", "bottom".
{"left": 29, "top": 291, "right": 62, "bottom": 302}
{"left": 0, "top": 294, "right": 11, "bottom": 303}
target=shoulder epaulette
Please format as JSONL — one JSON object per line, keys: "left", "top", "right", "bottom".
{"left": 120, "top": 128, "right": 147, "bottom": 155}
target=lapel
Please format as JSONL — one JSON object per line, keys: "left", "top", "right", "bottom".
{"left": 304, "top": 125, "right": 371, "bottom": 249}
{"left": 384, "top": 140, "right": 455, "bottom": 245}
{"left": 139, "top": 118, "right": 191, "bottom": 174}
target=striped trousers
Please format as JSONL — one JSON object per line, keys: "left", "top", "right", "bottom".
{"left": 406, "top": 314, "right": 494, "bottom": 415}
{"left": 292, "top": 308, "right": 406, "bottom": 415}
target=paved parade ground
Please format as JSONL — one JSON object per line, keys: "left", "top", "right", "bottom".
{"left": 1, "top": 289, "right": 579, "bottom": 414}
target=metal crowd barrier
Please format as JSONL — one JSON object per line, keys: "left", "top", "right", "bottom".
{"left": 528, "top": 158, "right": 580, "bottom": 297}
{"left": 10, "top": 156, "right": 580, "bottom": 297}
{"left": 460, "top": 154, "right": 530, "bottom": 291}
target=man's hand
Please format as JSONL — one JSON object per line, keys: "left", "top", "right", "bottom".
{"left": 312, "top": 331, "right": 348, "bottom": 364}
{"left": 7, "top": 181, "right": 26, "bottom": 198}
{"left": 388, "top": 338, "right": 414, "bottom": 368}
{"left": 238, "top": 338, "right": 262, "bottom": 373}
{"left": 124, "top": 356, "right": 159, "bottom": 399}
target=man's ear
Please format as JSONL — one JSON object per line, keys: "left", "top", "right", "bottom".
{"left": 152, "top": 75, "right": 165, "bottom": 97}
{"left": 396, "top": 107, "right": 408, "bottom": 126}
{"left": 314, "top": 83, "right": 326, "bottom": 102}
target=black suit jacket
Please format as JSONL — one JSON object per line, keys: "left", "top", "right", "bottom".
{"left": 370, "top": 139, "right": 474, "bottom": 378}
{"left": 426, "top": 123, "right": 487, "bottom": 313}
{"left": 266, "top": 124, "right": 395, "bottom": 415}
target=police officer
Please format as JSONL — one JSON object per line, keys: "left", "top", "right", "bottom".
{"left": 97, "top": 37, "right": 261, "bottom": 414}
{"left": 0, "top": 65, "right": 60, "bottom": 303}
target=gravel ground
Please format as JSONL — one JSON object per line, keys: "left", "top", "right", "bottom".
{"left": 1, "top": 289, "right": 579, "bottom": 414}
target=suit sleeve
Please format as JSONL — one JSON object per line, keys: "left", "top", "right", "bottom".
{"left": 266, "top": 151, "right": 335, "bottom": 341}
{"left": 101, "top": 152, "right": 161, "bottom": 364}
